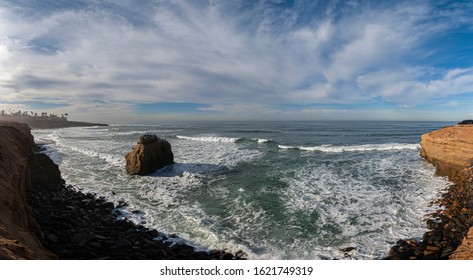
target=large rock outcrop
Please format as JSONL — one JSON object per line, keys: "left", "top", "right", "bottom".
{"left": 420, "top": 124, "right": 473, "bottom": 176}
{"left": 125, "top": 134, "right": 174, "bottom": 175}
{"left": 0, "top": 122, "right": 56, "bottom": 259}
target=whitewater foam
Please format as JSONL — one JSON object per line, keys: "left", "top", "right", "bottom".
{"left": 177, "top": 135, "right": 239, "bottom": 143}
{"left": 177, "top": 135, "right": 271, "bottom": 144}
{"left": 280, "top": 150, "right": 446, "bottom": 259}
{"left": 278, "top": 143, "right": 419, "bottom": 153}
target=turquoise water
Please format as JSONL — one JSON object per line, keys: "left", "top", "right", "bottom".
{"left": 33, "top": 121, "right": 451, "bottom": 259}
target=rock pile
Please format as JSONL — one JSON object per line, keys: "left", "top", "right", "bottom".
{"left": 387, "top": 168, "right": 473, "bottom": 259}
{"left": 125, "top": 134, "right": 174, "bottom": 175}
{"left": 27, "top": 180, "right": 247, "bottom": 260}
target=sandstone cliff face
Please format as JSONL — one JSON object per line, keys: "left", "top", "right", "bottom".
{"left": 0, "top": 122, "right": 56, "bottom": 259}
{"left": 420, "top": 125, "right": 473, "bottom": 176}
{"left": 125, "top": 135, "right": 174, "bottom": 175}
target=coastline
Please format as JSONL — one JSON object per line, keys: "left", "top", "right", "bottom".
{"left": 2, "top": 120, "right": 473, "bottom": 259}
{"left": 0, "top": 121, "right": 244, "bottom": 260}
{"left": 0, "top": 115, "right": 108, "bottom": 129}
{"left": 387, "top": 167, "right": 473, "bottom": 259}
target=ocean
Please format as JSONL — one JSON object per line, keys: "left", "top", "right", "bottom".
{"left": 32, "top": 121, "right": 452, "bottom": 259}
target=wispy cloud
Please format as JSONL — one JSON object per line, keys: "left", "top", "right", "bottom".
{"left": 1, "top": 0, "right": 473, "bottom": 122}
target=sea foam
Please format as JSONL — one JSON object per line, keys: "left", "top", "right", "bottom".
{"left": 278, "top": 143, "right": 419, "bottom": 153}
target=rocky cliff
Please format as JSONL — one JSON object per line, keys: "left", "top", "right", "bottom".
{"left": 420, "top": 124, "right": 473, "bottom": 176}
{"left": 0, "top": 122, "right": 56, "bottom": 259}
{"left": 417, "top": 124, "right": 473, "bottom": 260}
{"left": 125, "top": 134, "right": 174, "bottom": 175}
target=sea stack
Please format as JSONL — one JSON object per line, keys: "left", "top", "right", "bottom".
{"left": 419, "top": 123, "right": 473, "bottom": 176}
{"left": 125, "top": 134, "right": 174, "bottom": 175}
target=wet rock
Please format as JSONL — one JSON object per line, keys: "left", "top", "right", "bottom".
{"left": 340, "top": 246, "right": 356, "bottom": 253}
{"left": 220, "top": 253, "right": 234, "bottom": 260}
{"left": 46, "top": 234, "right": 58, "bottom": 243}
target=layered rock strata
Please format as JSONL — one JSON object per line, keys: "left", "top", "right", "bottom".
{"left": 125, "top": 134, "right": 174, "bottom": 175}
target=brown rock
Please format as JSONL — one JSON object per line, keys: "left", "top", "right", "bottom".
{"left": 125, "top": 134, "right": 174, "bottom": 175}
{"left": 420, "top": 125, "right": 473, "bottom": 176}
{"left": 450, "top": 227, "right": 473, "bottom": 259}
{"left": 0, "top": 123, "right": 56, "bottom": 259}
{"left": 425, "top": 245, "right": 440, "bottom": 252}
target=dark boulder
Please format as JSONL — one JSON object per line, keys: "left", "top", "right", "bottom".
{"left": 125, "top": 134, "right": 174, "bottom": 175}
{"left": 459, "top": 120, "right": 473, "bottom": 125}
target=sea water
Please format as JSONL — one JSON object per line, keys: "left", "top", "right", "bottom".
{"left": 32, "top": 121, "right": 451, "bottom": 259}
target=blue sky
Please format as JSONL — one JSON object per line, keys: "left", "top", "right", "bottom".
{"left": 1, "top": 0, "right": 473, "bottom": 123}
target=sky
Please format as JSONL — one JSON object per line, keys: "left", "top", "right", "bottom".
{"left": 1, "top": 0, "right": 473, "bottom": 123}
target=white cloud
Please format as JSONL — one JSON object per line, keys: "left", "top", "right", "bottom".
{"left": 446, "top": 101, "right": 460, "bottom": 107}
{"left": 0, "top": 0, "right": 472, "bottom": 122}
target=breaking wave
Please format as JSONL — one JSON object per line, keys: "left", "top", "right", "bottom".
{"left": 278, "top": 143, "right": 419, "bottom": 153}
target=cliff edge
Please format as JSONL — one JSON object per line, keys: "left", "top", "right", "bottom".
{"left": 420, "top": 124, "right": 473, "bottom": 176}
{"left": 0, "top": 122, "right": 56, "bottom": 259}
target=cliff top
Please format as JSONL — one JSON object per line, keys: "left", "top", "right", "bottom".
{"left": 422, "top": 124, "right": 473, "bottom": 144}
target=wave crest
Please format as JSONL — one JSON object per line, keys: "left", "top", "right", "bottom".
{"left": 177, "top": 135, "right": 271, "bottom": 144}
{"left": 278, "top": 143, "right": 420, "bottom": 153}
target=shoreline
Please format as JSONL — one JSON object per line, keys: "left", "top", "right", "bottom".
{"left": 387, "top": 168, "right": 473, "bottom": 259}
{"left": 0, "top": 122, "right": 244, "bottom": 260}
{"left": 2, "top": 121, "right": 473, "bottom": 259}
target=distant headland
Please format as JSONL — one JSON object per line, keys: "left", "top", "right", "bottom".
{"left": 0, "top": 110, "right": 108, "bottom": 129}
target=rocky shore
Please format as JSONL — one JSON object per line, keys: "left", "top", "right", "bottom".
{"left": 0, "top": 121, "right": 245, "bottom": 260}
{"left": 4, "top": 120, "right": 473, "bottom": 260}
{"left": 387, "top": 124, "right": 473, "bottom": 260}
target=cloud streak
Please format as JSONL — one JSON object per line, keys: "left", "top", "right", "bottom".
{"left": 1, "top": 0, "right": 473, "bottom": 122}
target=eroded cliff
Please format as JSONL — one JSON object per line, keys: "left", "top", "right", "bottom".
{"left": 0, "top": 122, "right": 56, "bottom": 259}
{"left": 420, "top": 124, "right": 473, "bottom": 176}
